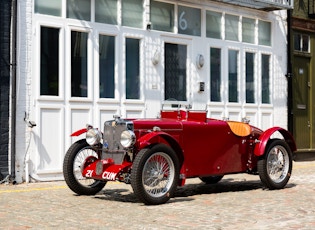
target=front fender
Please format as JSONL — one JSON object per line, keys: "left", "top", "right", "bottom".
{"left": 136, "top": 131, "right": 186, "bottom": 186}
{"left": 254, "top": 127, "right": 297, "bottom": 156}
{"left": 70, "top": 128, "right": 87, "bottom": 137}
{"left": 136, "top": 131, "right": 181, "bottom": 150}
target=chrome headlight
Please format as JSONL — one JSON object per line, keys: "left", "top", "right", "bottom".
{"left": 86, "top": 128, "right": 102, "bottom": 146}
{"left": 120, "top": 130, "right": 136, "bottom": 148}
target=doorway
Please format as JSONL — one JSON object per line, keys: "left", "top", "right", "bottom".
{"left": 292, "top": 55, "right": 313, "bottom": 150}
{"left": 164, "top": 43, "right": 187, "bottom": 102}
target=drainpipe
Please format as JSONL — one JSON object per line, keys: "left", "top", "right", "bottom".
{"left": 10, "top": 0, "right": 17, "bottom": 182}
{"left": 286, "top": 9, "right": 293, "bottom": 134}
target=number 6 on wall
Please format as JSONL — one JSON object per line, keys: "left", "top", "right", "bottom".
{"left": 179, "top": 11, "right": 188, "bottom": 30}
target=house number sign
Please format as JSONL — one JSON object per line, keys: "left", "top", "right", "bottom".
{"left": 179, "top": 11, "right": 188, "bottom": 30}
{"left": 178, "top": 6, "right": 201, "bottom": 36}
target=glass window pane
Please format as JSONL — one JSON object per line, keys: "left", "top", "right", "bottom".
{"left": 95, "top": 0, "right": 117, "bottom": 25}
{"left": 40, "top": 27, "right": 59, "bottom": 96}
{"left": 122, "top": 0, "right": 143, "bottom": 28}
{"left": 67, "top": 0, "right": 91, "bottom": 21}
{"left": 258, "top": 20, "right": 271, "bottom": 46}
{"left": 262, "top": 54, "right": 270, "bottom": 104}
{"left": 246, "top": 52, "right": 255, "bottom": 103}
{"left": 206, "top": 11, "right": 222, "bottom": 39}
{"left": 178, "top": 6, "right": 201, "bottom": 36}
{"left": 165, "top": 43, "right": 187, "bottom": 101}
{"left": 242, "top": 17, "right": 255, "bottom": 44}
{"left": 294, "top": 33, "right": 310, "bottom": 52}
{"left": 210, "top": 48, "right": 221, "bottom": 102}
{"left": 71, "top": 31, "right": 88, "bottom": 97}
{"left": 225, "top": 14, "right": 239, "bottom": 41}
{"left": 126, "top": 38, "right": 140, "bottom": 99}
{"left": 99, "top": 35, "right": 115, "bottom": 98}
{"left": 150, "top": 0, "right": 174, "bottom": 32}
{"left": 302, "top": 35, "right": 310, "bottom": 52}
{"left": 35, "top": 0, "right": 62, "bottom": 16}
{"left": 294, "top": 33, "right": 301, "bottom": 51}
{"left": 228, "top": 50, "right": 238, "bottom": 103}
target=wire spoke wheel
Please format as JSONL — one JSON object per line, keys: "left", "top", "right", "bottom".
{"left": 73, "top": 148, "right": 98, "bottom": 187}
{"left": 142, "top": 152, "right": 175, "bottom": 197}
{"left": 131, "top": 144, "right": 180, "bottom": 205}
{"left": 266, "top": 145, "right": 289, "bottom": 183}
{"left": 63, "top": 139, "right": 106, "bottom": 195}
{"left": 258, "top": 139, "right": 292, "bottom": 190}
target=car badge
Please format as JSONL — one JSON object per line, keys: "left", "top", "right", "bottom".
{"left": 95, "top": 161, "right": 103, "bottom": 175}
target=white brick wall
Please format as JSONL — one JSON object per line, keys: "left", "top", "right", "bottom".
{"left": 272, "top": 10, "right": 288, "bottom": 129}
{"left": 15, "top": 0, "right": 33, "bottom": 183}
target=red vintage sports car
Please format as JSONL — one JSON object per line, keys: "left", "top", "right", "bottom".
{"left": 63, "top": 107, "right": 296, "bottom": 205}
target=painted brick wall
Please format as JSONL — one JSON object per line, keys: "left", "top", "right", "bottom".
{"left": 14, "top": 0, "right": 33, "bottom": 183}
{"left": 272, "top": 10, "right": 289, "bottom": 130}
{"left": 0, "top": 0, "right": 11, "bottom": 177}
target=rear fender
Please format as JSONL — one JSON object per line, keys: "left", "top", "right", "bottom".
{"left": 254, "top": 127, "right": 297, "bottom": 156}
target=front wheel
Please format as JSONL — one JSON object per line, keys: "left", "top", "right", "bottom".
{"left": 131, "top": 144, "right": 180, "bottom": 205}
{"left": 258, "top": 139, "right": 292, "bottom": 190}
{"left": 63, "top": 139, "right": 106, "bottom": 195}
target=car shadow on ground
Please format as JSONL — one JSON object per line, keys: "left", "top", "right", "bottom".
{"left": 175, "top": 179, "right": 260, "bottom": 198}
{"left": 175, "top": 178, "right": 296, "bottom": 196}
{"left": 94, "top": 179, "right": 296, "bottom": 204}
{"left": 95, "top": 188, "right": 139, "bottom": 203}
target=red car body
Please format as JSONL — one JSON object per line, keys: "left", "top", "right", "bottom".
{"left": 63, "top": 109, "right": 296, "bottom": 205}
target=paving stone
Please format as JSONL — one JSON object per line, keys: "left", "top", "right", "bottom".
{"left": 0, "top": 161, "right": 315, "bottom": 229}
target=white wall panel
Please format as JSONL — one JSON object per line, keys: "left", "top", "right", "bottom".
{"left": 125, "top": 109, "right": 144, "bottom": 119}
{"left": 261, "top": 112, "right": 273, "bottom": 130}
{"left": 70, "top": 109, "right": 91, "bottom": 143}
{"left": 37, "top": 108, "right": 63, "bottom": 172}
{"left": 209, "top": 110, "right": 224, "bottom": 120}
{"left": 228, "top": 111, "right": 241, "bottom": 122}
{"left": 100, "top": 109, "right": 119, "bottom": 128}
{"left": 244, "top": 111, "right": 257, "bottom": 126}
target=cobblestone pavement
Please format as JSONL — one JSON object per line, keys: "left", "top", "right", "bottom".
{"left": 1, "top": 161, "right": 315, "bottom": 230}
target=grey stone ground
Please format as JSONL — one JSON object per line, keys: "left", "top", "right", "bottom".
{"left": 1, "top": 161, "right": 315, "bottom": 229}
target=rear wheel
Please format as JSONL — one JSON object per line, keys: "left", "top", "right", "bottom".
{"left": 63, "top": 139, "right": 106, "bottom": 195}
{"left": 131, "top": 144, "right": 180, "bottom": 205}
{"left": 258, "top": 139, "right": 292, "bottom": 189}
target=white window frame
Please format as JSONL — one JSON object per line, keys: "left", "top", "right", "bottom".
{"left": 66, "top": 25, "right": 93, "bottom": 102}
{"left": 34, "top": 19, "right": 65, "bottom": 102}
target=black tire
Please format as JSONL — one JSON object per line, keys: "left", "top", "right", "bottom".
{"left": 63, "top": 139, "right": 106, "bottom": 195}
{"left": 200, "top": 175, "right": 224, "bottom": 184}
{"left": 131, "top": 144, "right": 180, "bottom": 205}
{"left": 257, "top": 139, "right": 292, "bottom": 190}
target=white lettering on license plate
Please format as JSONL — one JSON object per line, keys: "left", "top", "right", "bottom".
{"left": 102, "top": 171, "right": 117, "bottom": 180}
{"left": 85, "top": 170, "right": 93, "bottom": 178}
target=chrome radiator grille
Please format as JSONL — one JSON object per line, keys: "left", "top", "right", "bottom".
{"left": 102, "top": 118, "right": 134, "bottom": 163}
